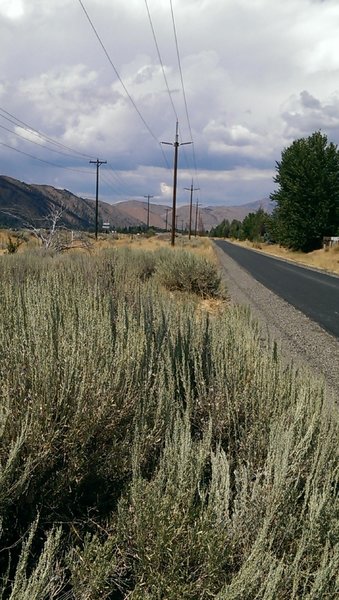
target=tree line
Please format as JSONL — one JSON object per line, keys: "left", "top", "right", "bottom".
{"left": 209, "top": 207, "right": 272, "bottom": 243}
{"left": 210, "top": 131, "right": 339, "bottom": 252}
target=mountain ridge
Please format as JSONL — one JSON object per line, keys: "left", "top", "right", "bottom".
{"left": 0, "top": 175, "right": 274, "bottom": 231}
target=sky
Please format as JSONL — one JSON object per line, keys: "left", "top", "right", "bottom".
{"left": 1, "top": 0, "right": 339, "bottom": 207}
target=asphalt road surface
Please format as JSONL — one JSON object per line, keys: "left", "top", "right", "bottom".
{"left": 215, "top": 240, "right": 339, "bottom": 340}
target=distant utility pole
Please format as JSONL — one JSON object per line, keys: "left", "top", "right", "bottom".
{"left": 165, "top": 208, "right": 170, "bottom": 231}
{"left": 194, "top": 200, "right": 200, "bottom": 237}
{"left": 89, "top": 158, "right": 107, "bottom": 239}
{"left": 184, "top": 180, "right": 200, "bottom": 240}
{"left": 162, "top": 121, "right": 192, "bottom": 246}
{"left": 143, "top": 194, "right": 154, "bottom": 229}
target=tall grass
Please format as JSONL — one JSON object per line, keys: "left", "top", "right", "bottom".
{"left": 0, "top": 248, "right": 338, "bottom": 599}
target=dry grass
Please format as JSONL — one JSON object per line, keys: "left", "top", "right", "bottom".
{"left": 227, "top": 238, "right": 339, "bottom": 274}
{"left": 98, "top": 232, "right": 216, "bottom": 259}
{"left": 0, "top": 230, "right": 39, "bottom": 254}
{"left": 0, "top": 229, "right": 216, "bottom": 261}
{"left": 197, "top": 296, "right": 229, "bottom": 315}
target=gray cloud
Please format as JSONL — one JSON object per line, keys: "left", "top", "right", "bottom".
{"left": 1, "top": 0, "right": 339, "bottom": 205}
{"left": 282, "top": 91, "right": 339, "bottom": 139}
{"left": 300, "top": 90, "right": 322, "bottom": 109}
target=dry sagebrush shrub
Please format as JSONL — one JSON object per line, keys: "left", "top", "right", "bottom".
{"left": 154, "top": 247, "right": 223, "bottom": 298}
{"left": 0, "top": 248, "right": 338, "bottom": 599}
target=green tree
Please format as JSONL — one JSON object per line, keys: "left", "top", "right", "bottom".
{"left": 242, "top": 208, "right": 270, "bottom": 242}
{"left": 209, "top": 219, "right": 230, "bottom": 238}
{"left": 229, "top": 219, "right": 243, "bottom": 239}
{"left": 270, "top": 131, "right": 339, "bottom": 252}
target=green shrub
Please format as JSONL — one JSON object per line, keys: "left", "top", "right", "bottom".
{"left": 6, "top": 235, "right": 23, "bottom": 254}
{"left": 155, "top": 248, "right": 222, "bottom": 298}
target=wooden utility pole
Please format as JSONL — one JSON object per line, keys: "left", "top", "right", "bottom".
{"left": 144, "top": 194, "right": 154, "bottom": 229}
{"left": 165, "top": 208, "right": 170, "bottom": 231}
{"left": 89, "top": 158, "right": 107, "bottom": 239}
{"left": 184, "top": 180, "right": 200, "bottom": 240}
{"left": 162, "top": 121, "right": 191, "bottom": 246}
{"left": 194, "top": 200, "right": 200, "bottom": 237}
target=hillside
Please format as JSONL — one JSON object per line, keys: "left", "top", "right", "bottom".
{"left": 0, "top": 175, "right": 273, "bottom": 231}
{"left": 114, "top": 197, "right": 273, "bottom": 231}
{"left": 0, "top": 176, "right": 143, "bottom": 231}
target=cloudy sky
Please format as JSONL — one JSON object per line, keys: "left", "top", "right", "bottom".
{"left": 1, "top": 0, "right": 339, "bottom": 207}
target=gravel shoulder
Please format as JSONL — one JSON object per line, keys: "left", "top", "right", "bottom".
{"left": 213, "top": 242, "right": 339, "bottom": 410}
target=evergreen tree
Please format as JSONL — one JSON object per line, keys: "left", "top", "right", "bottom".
{"left": 209, "top": 219, "right": 230, "bottom": 238}
{"left": 229, "top": 219, "right": 243, "bottom": 239}
{"left": 270, "top": 131, "right": 339, "bottom": 252}
{"left": 242, "top": 208, "right": 269, "bottom": 241}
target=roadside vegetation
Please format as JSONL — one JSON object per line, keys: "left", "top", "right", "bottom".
{"left": 270, "top": 131, "right": 339, "bottom": 252}
{"left": 210, "top": 212, "right": 339, "bottom": 275}
{"left": 223, "top": 237, "right": 339, "bottom": 275}
{"left": 211, "top": 131, "right": 339, "bottom": 260}
{"left": 0, "top": 243, "right": 338, "bottom": 599}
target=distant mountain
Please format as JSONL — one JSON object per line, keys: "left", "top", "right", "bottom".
{"left": 114, "top": 199, "right": 169, "bottom": 230}
{"left": 0, "top": 175, "right": 274, "bottom": 231}
{"left": 176, "top": 197, "right": 274, "bottom": 231}
{"left": 0, "top": 176, "right": 143, "bottom": 230}
{"left": 117, "top": 198, "right": 274, "bottom": 232}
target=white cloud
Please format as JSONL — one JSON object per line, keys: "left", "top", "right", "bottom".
{"left": 1, "top": 0, "right": 339, "bottom": 205}
{"left": 0, "top": 0, "right": 24, "bottom": 19}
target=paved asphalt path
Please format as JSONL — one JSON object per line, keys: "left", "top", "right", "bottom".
{"left": 215, "top": 240, "right": 339, "bottom": 339}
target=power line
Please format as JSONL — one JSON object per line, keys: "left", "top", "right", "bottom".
{"left": 0, "top": 140, "right": 91, "bottom": 174}
{"left": 144, "top": 0, "right": 178, "bottom": 122}
{"left": 0, "top": 122, "right": 86, "bottom": 161}
{"left": 100, "top": 172, "right": 124, "bottom": 198}
{"left": 77, "top": 0, "right": 170, "bottom": 170}
{"left": 100, "top": 170, "right": 133, "bottom": 200}
{"left": 0, "top": 109, "right": 135, "bottom": 199}
{"left": 169, "top": 0, "right": 200, "bottom": 187}
{"left": 0, "top": 106, "right": 94, "bottom": 159}
{"left": 169, "top": 1, "right": 192, "bottom": 137}
{"left": 144, "top": 1, "right": 192, "bottom": 177}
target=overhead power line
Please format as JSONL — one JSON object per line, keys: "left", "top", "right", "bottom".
{"left": 77, "top": 0, "right": 170, "bottom": 169}
{"left": 144, "top": 0, "right": 178, "bottom": 122}
{"left": 144, "top": 1, "right": 192, "bottom": 176}
{"left": 169, "top": 0, "right": 200, "bottom": 188}
{"left": 0, "top": 106, "right": 94, "bottom": 159}
{"left": 0, "top": 108, "right": 135, "bottom": 200}
{"left": 169, "top": 1, "right": 194, "bottom": 143}
{"left": 0, "top": 122, "right": 86, "bottom": 161}
{"left": 0, "top": 140, "right": 91, "bottom": 174}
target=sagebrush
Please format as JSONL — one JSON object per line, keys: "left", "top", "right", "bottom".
{"left": 0, "top": 247, "right": 338, "bottom": 599}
